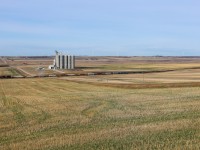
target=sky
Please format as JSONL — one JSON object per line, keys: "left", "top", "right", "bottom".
{"left": 0, "top": 0, "right": 200, "bottom": 56}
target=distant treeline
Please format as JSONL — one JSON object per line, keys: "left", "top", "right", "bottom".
{"left": 6, "top": 56, "right": 54, "bottom": 60}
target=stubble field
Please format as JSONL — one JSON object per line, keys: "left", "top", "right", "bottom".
{"left": 1, "top": 56, "right": 200, "bottom": 149}
{"left": 0, "top": 78, "right": 200, "bottom": 149}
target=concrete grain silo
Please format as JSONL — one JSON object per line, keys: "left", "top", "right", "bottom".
{"left": 49, "top": 51, "right": 75, "bottom": 70}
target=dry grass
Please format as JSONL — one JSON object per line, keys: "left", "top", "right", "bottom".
{"left": 0, "top": 78, "right": 200, "bottom": 149}
{"left": 7, "top": 57, "right": 52, "bottom": 66}
{"left": 75, "top": 56, "right": 200, "bottom": 72}
{"left": 18, "top": 66, "right": 56, "bottom": 76}
{"left": 5, "top": 56, "right": 200, "bottom": 75}
{"left": 60, "top": 68, "right": 200, "bottom": 90}
{"left": 1, "top": 56, "right": 200, "bottom": 149}
{"left": 0, "top": 67, "right": 21, "bottom": 77}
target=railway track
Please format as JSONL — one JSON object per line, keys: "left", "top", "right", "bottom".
{"left": 0, "top": 68, "right": 193, "bottom": 79}
{"left": 1, "top": 66, "right": 200, "bottom": 79}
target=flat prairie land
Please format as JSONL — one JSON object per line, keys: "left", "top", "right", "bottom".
{"left": 0, "top": 78, "right": 200, "bottom": 149}
{"left": 63, "top": 68, "right": 200, "bottom": 85}
{"left": 75, "top": 56, "right": 200, "bottom": 72}
{"left": 6, "top": 57, "right": 52, "bottom": 66}
{"left": 4, "top": 56, "right": 200, "bottom": 76}
{"left": 0, "top": 59, "right": 4, "bottom": 65}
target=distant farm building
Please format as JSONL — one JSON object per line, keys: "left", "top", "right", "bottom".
{"left": 49, "top": 51, "right": 75, "bottom": 70}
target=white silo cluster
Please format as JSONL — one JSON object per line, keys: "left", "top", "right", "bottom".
{"left": 49, "top": 51, "right": 75, "bottom": 70}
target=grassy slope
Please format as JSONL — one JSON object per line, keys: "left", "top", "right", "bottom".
{"left": 0, "top": 68, "right": 21, "bottom": 77}
{"left": 0, "top": 78, "right": 200, "bottom": 149}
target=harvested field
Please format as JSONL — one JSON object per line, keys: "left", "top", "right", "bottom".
{"left": 5, "top": 56, "right": 200, "bottom": 74}
{"left": 0, "top": 78, "right": 200, "bottom": 149}
{"left": 6, "top": 57, "right": 52, "bottom": 66}
{"left": 1, "top": 56, "right": 200, "bottom": 149}
{"left": 0, "top": 67, "right": 21, "bottom": 77}
{"left": 75, "top": 56, "right": 200, "bottom": 72}
{"left": 0, "top": 59, "right": 5, "bottom": 66}
{"left": 60, "top": 68, "right": 200, "bottom": 89}
{"left": 0, "top": 58, "right": 9, "bottom": 67}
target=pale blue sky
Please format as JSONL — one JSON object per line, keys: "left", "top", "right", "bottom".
{"left": 0, "top": 0, "right": 200, "bottom": 56}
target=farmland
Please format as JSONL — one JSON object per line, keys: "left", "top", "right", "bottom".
{"left": 0, "top": 78, "right": 200, "bottom": 149}
{"left": 63, "top": 68, "right": 200, "bottom": 87}
{"left": 0, "top": 67, "right": 21, "bottom": 77}
{"left": 0, "top": 56, "right": 200, "bottom": 149}
{"left": 3, "top": 56, "right": 200, "bottom": 77}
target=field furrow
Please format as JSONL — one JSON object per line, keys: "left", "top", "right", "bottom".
{"left": 0, "top": 78, "right": 200, "bottom": 149}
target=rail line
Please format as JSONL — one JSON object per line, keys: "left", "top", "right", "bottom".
{"left": 1, "top": 66, "right": 200, "bottom": 79}
{"left": 0, "top": 68, "right": 187, "bottom": 79}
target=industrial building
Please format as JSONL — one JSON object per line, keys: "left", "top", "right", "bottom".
{"left": 49, "top": 51, "right": 75, "bottom": 70}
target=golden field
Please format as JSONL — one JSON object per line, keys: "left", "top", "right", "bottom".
{"left": 1, "top": 56, "right": 200, "bottom": 149}
{"left": 0, "top": 77, "right": 200, "bottom": 149}
{"left": 0, "top": 67, "right": 21, "bottom": 77}
{"left": 64, "top": 68, "right": 200, "bottom": 84}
